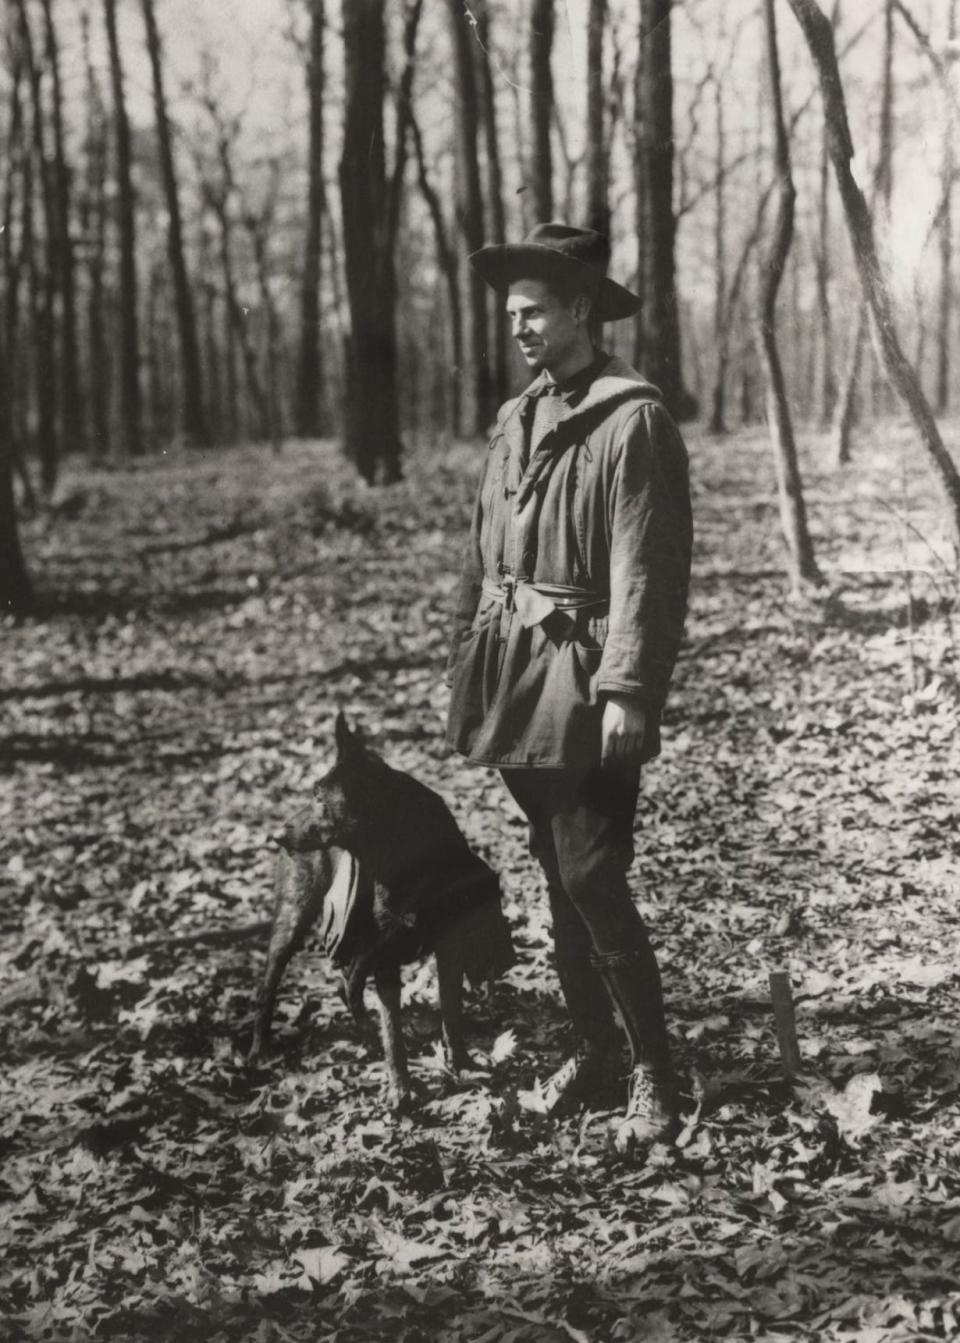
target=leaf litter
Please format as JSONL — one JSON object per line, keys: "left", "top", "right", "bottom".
{"left": 1, "top": 422, "right": 960, "bottom": 1340}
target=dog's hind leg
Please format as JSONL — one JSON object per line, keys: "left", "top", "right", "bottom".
{"left": 373, "top": 962, "right": 411, "bottom": 1111}
{"left": 436, "top": 929, "right": 472, "bottom": 1073}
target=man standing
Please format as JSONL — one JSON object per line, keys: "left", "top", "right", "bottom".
{"left": 445, "top": 224, "right": 692, "bottom": 1151}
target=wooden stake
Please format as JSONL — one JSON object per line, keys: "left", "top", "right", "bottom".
{"left": 769, "top": 970, "right": 803, "bottom": 1079}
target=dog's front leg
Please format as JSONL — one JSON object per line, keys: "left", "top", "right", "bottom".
{"left": 436, "top": 932, "right": 472, "bottom": 1073}
{"left": 373, "top": 963, "right": 411, "bottom": 1112}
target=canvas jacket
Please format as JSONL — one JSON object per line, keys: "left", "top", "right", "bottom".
{"left": 445, "top": 353, "right": 692, "bottom": 769}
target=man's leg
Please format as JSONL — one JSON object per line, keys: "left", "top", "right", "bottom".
{"left": 501, "top": 770, "right": 622, "bottom": 1108}
{"left": 545, "top": 765, "right": 677, "bottom": 1144}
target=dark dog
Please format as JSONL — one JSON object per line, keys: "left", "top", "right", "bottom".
{"left": 249, "top": 713, "right": 514, "bottom": 1108}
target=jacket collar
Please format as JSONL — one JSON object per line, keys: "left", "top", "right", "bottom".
{"left": 528, "top": 351, "right": 609, "bottom": 404}
{"left": 500, "top": 353, "right": 661, "bottom": 436}
{"left": 497, "top": 355, "right": 663, "bottom": 507}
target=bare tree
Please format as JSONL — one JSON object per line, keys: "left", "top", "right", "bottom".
{"left": 2, "top": 27, "right": 37, "bottom": 506}
{"left": 141, "top": 0, "right": 207, "bottom": 445}
{"left": 473, "top": 0, "right": 508, "bottom": 407}
{"left": 787, "top": 0, "right": 960, "bottom": 534}
{"left": 757, "top": 0, "right": 823, "bottom": 590}
{"left": 243, "top": 171, "right": 285, "bottom": 451}
{"left": 409, "top": 110, "right": 463, "bottom": 433}
{"left": 40, "top": 0, "right": 83, "bottom": 458}
{"left": 0, "top": 42, "right": 33, "bottom": 610}
{"left": 708, "top": 69, "right": 727, "bottom": 433}
{"left": 446, "top": 0, "right": 490, "bottom": 436}
{"left": 15, "top": 0, "right": 58, "bottom": 491}
{"left": 198, "top": 103, "right": 272, "bottom": 444}
{"left": 530, "top": 0, "right": 554, "bottom": 221}
{"left": 103, "top": 0, "right": 142, "bottom": 457}
{"left": 831, "top": 0, "right": 894, "bottom": 465}
{"left": 79, "top": 7, "right": 110, "bottom": 458}
{"left": 814, "top": 106, "right": 837, "bottom": 426}
{"left": 634, "top": 0, "right": 688, "bottom": 418}
{"left": 294, "top": 0, "right": 326, "bottom": 437}
{"left": 586, "top": 0, "right": 609, "bottom": 236}
{"left": 935, "top": 1, "right": 956, "bottom": 414}
{"left": 339, "top": 0, "right": 402, "bottom": 481}
{"left": 0, "top": 329, "right": 32, "bottom": 613}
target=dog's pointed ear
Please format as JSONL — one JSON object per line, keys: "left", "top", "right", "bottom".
{"left": 334, "top": 710, "right": 363, "bottom": 758}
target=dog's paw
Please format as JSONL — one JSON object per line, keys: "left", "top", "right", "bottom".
{"left": 444, "top": 1047, "right": 476, "bottom": 1076}
{"left": 383, "top": 1073, "right": 424, "bottom": 1115}
{"left": 385, "top": 1085, "right": 415, "bottom": 1116}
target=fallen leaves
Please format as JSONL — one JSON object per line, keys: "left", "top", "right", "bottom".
{"left": 2, "top": 427, "right": 960, "bottom": 1339}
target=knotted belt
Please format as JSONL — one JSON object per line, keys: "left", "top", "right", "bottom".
{"left": 481, "top": 575, "right": 608, "bottom": 629}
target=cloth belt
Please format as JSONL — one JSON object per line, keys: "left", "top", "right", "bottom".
{"left": 481, "top": 575, "right": 608, "bottom": 629}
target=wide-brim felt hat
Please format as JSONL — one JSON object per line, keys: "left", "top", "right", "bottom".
{"left": 469, "top": 222, "right": 641, "bottom": 323}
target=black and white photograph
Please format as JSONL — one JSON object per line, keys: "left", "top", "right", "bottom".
{"left": 2, "top": 0, "right": 959, "bottom": 1338}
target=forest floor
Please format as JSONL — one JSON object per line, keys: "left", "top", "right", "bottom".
{"left": 1, "top": 418, "right": 960, "bottom": 1343}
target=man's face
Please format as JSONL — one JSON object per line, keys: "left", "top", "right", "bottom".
{"left": 506, "top": 279, "right": 584, "bottom": 377}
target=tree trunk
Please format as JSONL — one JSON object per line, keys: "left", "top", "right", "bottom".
{"left": 204, "top": 180, "right": 270, "bottom": 444}
{"left": 221, "top": 221, "right": 269, "bottom": 444}
{"left": 708, "top": 74, "right": 727, "bottom": 433}
{"left": 2, "top": 41, "right": 36, "bottom": 508}
{"left": 815, "top": 102, "right": 837, "bottom": 427}
{"left": 474, "top": 0, "right": 508, "bottom": 408}
{"left": 246, "top": 209, "right": 284, "bottom": 450}
{"left": 0, "top": 53, "right": 33, "bottom": 612}
{"left": 787, "top": 0, "right": 960, "bottom": 535}
{"left": 586, "top": 0, "right": 609, "bottom": 237}
{"left": 831, "top": 302, "right": 865, "bottom": 465}
{"left": 0, "top": 331, "right": 33, "bottom": 614}
{"left": 815, "top": 0, "right": 841, "bottom": 427}
{"left": 196, "top": 210, "right": 222, "bottom": 443}
{"left": 831, "top": 0, "right": 894, "bottom": 463}
{"left": 141, "top": 0, "right": 207, "bottom": 445}
{"left": 936, "top": 0, "right": 957, "bottom": 414}
{"left": 40, "top": 0, "right": 84, "bottom": 459}
{"left": 80, "top": 10, "right": 111, "bottom": 459}
{"left": 634, "top": 0, "right": 687, "bottom": 418}
{"left": 145, "top": 260, "right": 163, "bottom": 444}
{"left": 16, "top": 0, "right": 58, "bottom": 493}
{"left": 447, "top": 0, "right": 491, "bottom": 437}
{"left": 529, "top": 0, "right": 554, "bottom": 222}
{"left": 871, "top": 0, "right": 896, "bottom": 421}
{"left": 201, "top": 288, "right": 222, "bottom": 443}
{"left": 410, "top": 110, "right": 463, "bottom": 435}
{"left": 295, "top": 0, "right": 326, "bottom": 437}
{"left": 338, "top": 0, "right": 402, "bottom": 483}
{"left": 631, "top": 34, "right": 646, "bottom": 371}
{"left": 222, "top": 276, "right": 238, "bottom": 440}
{"left": 103, "top": 0, "right": 142, "bottom": 458}
{"left": 757, "top": 0, "right": 824, "bottom": 591}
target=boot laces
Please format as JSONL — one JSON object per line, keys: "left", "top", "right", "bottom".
{"left": 624, "top": 1065, "right": 673, "bottom": 1131}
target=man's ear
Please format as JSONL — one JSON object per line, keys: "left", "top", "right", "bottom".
{"left": 572, "top": 293, "right": 593, "bottom": 327}
{"left": 334, "top": 710, "right": 364, "bottom": 759}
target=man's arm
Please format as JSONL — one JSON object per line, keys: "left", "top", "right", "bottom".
{"left": 444, "top": 475, "right": 487, "bottom": 686}
{"left": 597, "top": 401, "right": 693, "bottom": 719}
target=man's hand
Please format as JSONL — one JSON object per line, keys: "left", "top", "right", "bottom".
{"left": 601, "top": 694, "right": 647, "bottom": 763}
